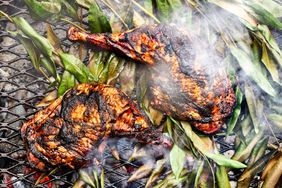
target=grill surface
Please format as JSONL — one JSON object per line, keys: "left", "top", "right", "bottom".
{"left": 0, "top": 1, "right": 148, "bottom": 187}
{"left": 0, "top": 1, "right": 281, "bottom": 188}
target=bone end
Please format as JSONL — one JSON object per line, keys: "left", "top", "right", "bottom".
{"left": 67, "top": 26, "right": 86, "bottom": 42}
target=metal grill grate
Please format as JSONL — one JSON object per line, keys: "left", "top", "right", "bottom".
{"left": 0, "top": 1, "right": 157, "bottom": 187}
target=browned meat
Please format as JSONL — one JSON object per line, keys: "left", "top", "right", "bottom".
{"left": 21, "top": 83, "right": 161, "bottom": 171}
{"left": 68, "top": 24, "right": 236, "bottom": 133}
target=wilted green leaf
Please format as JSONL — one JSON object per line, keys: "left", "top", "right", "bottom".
{"left": 61, "top": 0, "right": 78, "bottom": 20}
{"left": 88, "top": 52, "right": 109, "bottom": 82}
{"left": 24, "top": 0, "right": 61, "bottom": 20}
{"left": 266, "top": 113, "right": 282, "bottom": 132}
{"left": 216, "top": 166, "right": 231, "bottom": 188}
{"left": 227, "top": 86, "right": 243, "bottom": 134}
{"left": 40, "top": 57, "right": 58, "bottom": 78}
{"left": 155, "top": 0, "right": 182, "bottom": 21}
{"left": 194, "top": 161, "right": 204, "bottom": 187}
{"left": 119, "top": 62, "right": 136, "bottom": 95}
{"left": 79, "top": 170, "right": 96, "bottom": 188}
{"left": 98, "top": 53, "right": 115, "bottom": 84}
{"left": 245, "top": 1, "right": 282, "bottom": 29}
{"left": 181, "top": 122, "right": 246, "bottom": 168}
{"left": 16, "top": 34, "right": 40, "bottom": 70}
{"left": 88, "top": 2, "right": 112, "bottom": 33}
{"left": 208, "top": 0, "right": 257, "bottom": 27}
{"left": 58, "top": 71, "right": 75, "bottom": 96}
{"left": 261, "top": 43, "right": 280, "bottom": 84}
{"left": 244, "top": 83, "right": 264, "bottom": 133}
{"left": 13, "top": 16, "right": 54, "bottom": 57}
{"left": 230, "top": 46, "right": 276, "bottom": 96}
{"left": 145, "top": 159, "right": 166, "bottom": 188}
{"left": 106, "top": 57, "right": 125, "bottom": 84}
{"left": 232, "top": 130, "right": 264, "bottom": 162}
{"left": 206, "top": 153, "right": 247, "bottom": 169}
{"left": 248, "top": 137, "right": 268, "bottom": 166}
{"left": 59, "top": 52, "right": 95, "bottom": 83}
{"left": 170, "top": 144, "right": 186, "bottom": 180}
{"left": 255, "top": 25, "right": 282, "bottom": 68}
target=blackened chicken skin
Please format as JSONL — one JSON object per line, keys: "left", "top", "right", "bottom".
{"left": 21, "top": 83, "right": 161, "bottom": 171}
{"left": 68, "top": 24, "right": 236, "bottom": 134}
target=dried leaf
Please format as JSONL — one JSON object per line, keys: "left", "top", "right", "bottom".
{"left": 36, "top": 90, "right": 57, "bottom": 107}
{"left": 261, "top": 43, "right": 280, "bottom": 83}
{"left": 261, "top": 152, "right": 281, "bottom": 180}
{"left": 237, "top": 152, "right": 273, "bottom": 188}
{"left": 46, "top": 24, "right": 63, "bottom": 53}
{"left": 145, "top": 159, "right": 166, "bottom": 188}
{"left": 79, "top": 170, "right": 96, "bottom": 188}
{"left": 127, "top": 163, "right": 153, "bottom": 182}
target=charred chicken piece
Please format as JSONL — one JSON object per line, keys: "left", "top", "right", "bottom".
{"left": 68, "top": 24, "right": 236, "bottom": 133}
{"left": 21, "top": 83, "right": 161, "bottom": 171}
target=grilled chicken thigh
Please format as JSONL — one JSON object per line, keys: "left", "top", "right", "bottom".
{"left": 21, "top": 83, "right": 161, "bottom": 170}
{"left": 68, "top": 24, "right": 236, "bottom": 133}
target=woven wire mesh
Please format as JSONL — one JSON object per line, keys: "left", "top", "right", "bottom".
{"left": 0, "top": 1, "right": 150, "bottom": 187}
{"left": 1, "top": 1, "right": 281, "bottom": 188}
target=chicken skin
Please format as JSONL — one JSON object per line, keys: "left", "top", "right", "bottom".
{"left": 68, "top": 24, "right": 236, "bottom": 133}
